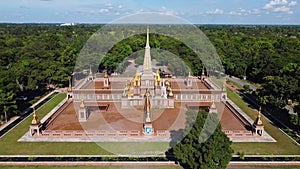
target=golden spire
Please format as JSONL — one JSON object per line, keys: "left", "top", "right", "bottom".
{"left": 89, "top": 66, "right": 93, "bottom": 75}
{"left": 128, "top": 80, "right": 134, "bottom": 98}
{"left": 144, "top": 89, "right": 151, "bottom": 122}
{"left": 135, "top": 69, "right": 140, "bottom": 77}
{"left": 80, "top": 99, "right": 85, "bottom": 109}
{"left": 165, "top": 80, "right": 170, "bottom": 87}
{"left": 134, "top": 70, "right": 140, "bottom": 86}
{"left": 155, "top": 69, "right": 161, "bottom": 86}
{"left": 156, "top": 69, "right": 161, "bottom": 80}
{"left": 67, "top": 78, "right": 72, "bottom": 92}
{"left": 31, "top": 108, "right": 39, "bottom": 125}
{"left": 211, "top": 99, "right": 216, "bottom": 109}
{"left": 130, "top": 80, "right": 134, "bottom": 88}
{"left": 104, "top": 70, "right": 108, "bottom": 78}
{"left": 144, "top": 89, "right": 151, "bottom": 111}
{"left": 143, "top": 26, "right": 152, "bottom": 71}
{"left": 168, "top": 87, "right": 174, "bottom": 97}
{"left": 254, "top": 106, "right": 263, "bottom": 126}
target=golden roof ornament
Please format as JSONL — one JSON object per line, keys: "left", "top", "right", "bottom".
{"left": 80, "top": 99, "right": 85, "bottom": 109}
{"left": 156, "top": 69, "right": 161, "bottom": 78}
{"left": 104, "top": 70, "right": 108, "bottom": 78}
{"left": 135, "top": 70, "right": 140, "bottom": 78}
{"left": 89, "top": 66, "right": 93, "bottom": 75}
{"left": 254, "top": 106, "right": 263, "bottom": 126}
{"left": 134, "top": 70, "right": 141, "bottom": 86}
{"left": 211, "top": 99, "right": 216, "bottom": 109}
{"left": 168, "top": 87, "right": 174, "bottom": 97}
{"left": 165, "top": 80, "right": 170, "bottom": 87}
{"left": 144, "top": 89, "right": 151, "bottom": 114}
{"left": 67, "top": 78, "right": 72, "bottom": 92}
{"left": 31, "top": 108, "right": 40, "bottom": 125}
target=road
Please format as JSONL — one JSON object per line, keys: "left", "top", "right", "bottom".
{"left": 226, "top": 76, "right": 257, "bottom": 91}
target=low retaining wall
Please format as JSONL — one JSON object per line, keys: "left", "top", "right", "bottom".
{"left": 223, "top": 130, "right": 254, "bottom": 137}
{"left": 35, "top": 130, "right": 171, "bottom": 138}
{"left": 40, "top": 97, "right": 68, "bottom": 124}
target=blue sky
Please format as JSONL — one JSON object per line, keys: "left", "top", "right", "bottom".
{"left": 0, "top": 0, "right": 299, "bottom": 24}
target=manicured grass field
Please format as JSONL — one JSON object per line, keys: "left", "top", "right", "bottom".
{"left": 0, "top": 93, "right": 169, "bottom": 155}
{"left": 0, "top": 93, "right": 109, "bottom": 155}
{"left": 1, "top": 87, "right": 299, "bottom": 156}
{"left": 227, "top": 87, "right": 300, "bottom": 155}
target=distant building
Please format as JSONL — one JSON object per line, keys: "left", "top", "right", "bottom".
{"left": 60, "top": 23, "right": 75, "bottom": 26}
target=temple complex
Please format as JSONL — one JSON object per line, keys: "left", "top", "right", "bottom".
{"left": 25, "top": 27, "right": 272, "bottom": 142}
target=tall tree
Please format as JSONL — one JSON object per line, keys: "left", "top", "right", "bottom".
{"left": 172, "top": 110, "right": 233, "bottom": 169}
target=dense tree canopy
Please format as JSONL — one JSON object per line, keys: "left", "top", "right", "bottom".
{"left": 171, "top": 110, "right": 233, "bottom": 169}
{"left": 0, "top": 24, "right": 299, "bottom": 124}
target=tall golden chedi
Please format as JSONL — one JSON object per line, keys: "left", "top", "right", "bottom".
{"left": 121, "top": 27, "right": 174, "bottom": 109}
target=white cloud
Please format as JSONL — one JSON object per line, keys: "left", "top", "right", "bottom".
{"left": 118, "top": 5, "right": 123, "bottom": 9}
{"left": 228, "top": 8, "right": 261, "bottom": 16}
{"left": 206, "top": 9, "right": 224, "bottom": 15}
{"left": 250, "top": 9, "right": 261, "bottom": 15}
{"left": 273, "top": 6, "right": 290, "bottom": 12}
{"left": 99, "top": 8, "right": 109, "bottom": 14}
{"left": 263, "top": 0, "right": 297, "bottom": 13}
{"left": 288, "top": 1, "right": 297, "bottom": 6}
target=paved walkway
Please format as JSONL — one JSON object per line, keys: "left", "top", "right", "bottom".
{"left": 0, "top": 116, "right": 19, "bottom": 131}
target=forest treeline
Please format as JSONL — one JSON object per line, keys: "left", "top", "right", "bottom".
{"left": 0, "top": 24, "right": 299, "bottom": 124}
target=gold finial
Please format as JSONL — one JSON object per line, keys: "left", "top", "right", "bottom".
{"left": 211, "top": 99, "right": 216, "bottom": 109}
{"left": 135, "top": 70, "right": 140, "bottom": 77}
{"left": 89, "top": 66, "right": 93, "bottom": 75}
{"left": 31, "top": 108, "right": 39, "bottom": 125}
{"left": 255, "top": 106, "right": 263, "bottom": 126}
{"left": 104, "top": 70, "right": 108, "bottom": 78}
{"left": 144, "top": 89, "right": 151, "bottom": 112}
{"left": 154, "top": 69, "right": 161, "bottom": 86}
{"left": 168, "top": 88, "right": 174, "bottom": 97}
{"left": 165, "top": 80, "right": 170, "bottom": 87}
{"left": 130, "top": 80, "right": 134, "bottom": 88}
{"left": 134, "top": 70, "right": 140, "bottom": 86}
{"left": 156, "top": 69, "right": 161, "bottom": 79}
{"left": 67, "top": 78, "right": 72, "bottom": 92}
{"left": 80, "top": 99, "right": 85, "bottom": 108}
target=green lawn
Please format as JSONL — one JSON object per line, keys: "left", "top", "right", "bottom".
{"left": 227, "top": 87, "right": 300, "bottom": 155}
{"left": 0, "top": 93, "right": 108, "bottom": 155}
{"left": 0, "top": 93, "right": 170, "bottom": 155}
{"left": 1, "top": 87, "right": 299, "bottom": 156}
